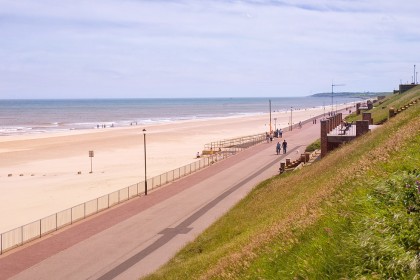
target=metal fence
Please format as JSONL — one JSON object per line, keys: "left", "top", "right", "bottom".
{"left": 204, "top": 133, "right": 266, "bottom": 151}
{"left": 1, "top": 136, "right": 267, "bottom": 254}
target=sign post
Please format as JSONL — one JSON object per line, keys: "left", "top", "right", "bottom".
{"left": 89, "top": 151, "right": 94, "bottom": 173}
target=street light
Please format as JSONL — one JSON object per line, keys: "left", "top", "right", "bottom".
{"left": 332, "top": 82, "right": 344, "bottom": 115}
{"left": 290, "top": 107, "right": 293, "bottom": 131}
{"left": 269, "top": 99, "right": 272, "bottom": 133}
{"left": 143, "top": 128, "right": 147, "bottom": 196}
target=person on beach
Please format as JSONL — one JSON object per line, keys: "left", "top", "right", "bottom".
{"left": 276, "top": 142, "right": 281, "bottom": 155}
{"left": 266, "top": 132, "right": 269, "bottom": 143}
{"left": 279, "top": 129, "right": 283, "bottom": 138}
{"left": 282, "top": 140, "right": 287, "bottom": 154}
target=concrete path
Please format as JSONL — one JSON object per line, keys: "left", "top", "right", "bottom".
{"left": 0, "top": 120, "right": 321, "bottom": 280}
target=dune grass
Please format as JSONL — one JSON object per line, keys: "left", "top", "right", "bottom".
{"left": 143, "top": 91, "right": 420, "bottom": 279}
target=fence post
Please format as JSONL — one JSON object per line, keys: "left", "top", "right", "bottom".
{"left": 39, "top": 220, "right": 41, "bottom": 238}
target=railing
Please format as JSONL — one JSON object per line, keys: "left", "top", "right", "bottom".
{"left": 1, "top": 135, "right": 267, "bottom": 254}
{"left": 204, "top": 133, "right": 266, "bottom": 151}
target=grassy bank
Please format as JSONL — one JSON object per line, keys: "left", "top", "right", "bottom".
{"left": 345, "top": 85, "right": 419, "bottom": 124}
{"left": 144, "top": 90, "right": 420, "bottom": 279}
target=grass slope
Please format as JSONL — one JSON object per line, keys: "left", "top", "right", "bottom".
{"left": 143, "top": 91, "right": 420, "bottom": 279}
{"left": 346, "top": 85, "right": 420, "bottom": 124}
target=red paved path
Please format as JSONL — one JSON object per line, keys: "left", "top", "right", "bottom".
{"left": 0, "top": 117, "right": 329, "bottom": 280}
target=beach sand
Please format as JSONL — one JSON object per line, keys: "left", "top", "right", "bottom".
{"left": 0, "top": 104, "right": 353, "bottom": 232}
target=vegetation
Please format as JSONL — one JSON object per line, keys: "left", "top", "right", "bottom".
{"left": 143, "top": 88, "right": 420, "bottom": 279}
{"left": 305, "top": 138, "right": 320, "bottom": 152}
{"left": 345, "top": 85, "right": 419, "bottom": 124}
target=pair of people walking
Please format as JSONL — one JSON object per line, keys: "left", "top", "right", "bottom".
{"left": 276, "top": 140, "right": 287, "bottom": 155}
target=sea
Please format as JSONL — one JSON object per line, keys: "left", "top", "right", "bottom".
{"left": 0, "top": 97, "right": 363, "bottom": 136}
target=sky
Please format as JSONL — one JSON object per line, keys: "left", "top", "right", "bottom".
{"left": 0, "top": 0, "right": 419, "bottom": 99}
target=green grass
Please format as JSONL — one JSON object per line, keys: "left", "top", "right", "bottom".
{"left": 305, "top": 139, "right": 320, "bottom": 152}
{"left": 143, "top": 91, "right": 420, "bottom": 279}
{"left": 345, "top": 85, "right": 420, "bottom": 124}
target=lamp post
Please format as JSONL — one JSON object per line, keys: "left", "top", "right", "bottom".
{"left": 143, "top": 128, "right": 147, "bottom": 196}
{"left": 290, "top": 107, "right": 293, "bottom": 131}
{"left": 332, "top": 82, "right": 344, "bottom": 115}
{"left": 269, "top": 99, "right": 272, "bottom": 133}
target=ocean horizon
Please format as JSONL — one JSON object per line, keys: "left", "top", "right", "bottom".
{"left": 0, "top": 97, "right": 364, "bottom": 136}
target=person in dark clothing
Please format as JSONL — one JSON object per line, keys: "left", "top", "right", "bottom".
{"left": 276, "top": 142, "right": 281, "bottom": 155}
{"left": 282, "top": 140, "right": 287, "bottom": 154}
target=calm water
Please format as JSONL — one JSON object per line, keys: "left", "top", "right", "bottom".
{"left": 0, "top": 97, "right": 361, "bottom": 136}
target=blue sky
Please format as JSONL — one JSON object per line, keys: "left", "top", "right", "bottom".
{"left": 0, "top": 0, "right": 419, "bottom": 99}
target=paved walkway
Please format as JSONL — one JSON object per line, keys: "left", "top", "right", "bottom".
{"left": 0, "top": 120, "right": 321, "bottom": 280}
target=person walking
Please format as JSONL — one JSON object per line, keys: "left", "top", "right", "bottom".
{"left": 282, "top": 139, "right": 288, "bottom": 154}
{"left": 276, "top": 142, "right": 281, "bottom": 155}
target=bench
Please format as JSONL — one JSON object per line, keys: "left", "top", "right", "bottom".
{"left": 339, "top": 123, "right": 352, "bottom": 135}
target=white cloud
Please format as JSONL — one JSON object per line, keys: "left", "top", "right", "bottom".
{"left": 0, "top": 0, "right": 419, "bottom": 98}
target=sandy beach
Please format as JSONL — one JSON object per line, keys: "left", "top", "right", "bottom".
{"left": 0, "top": 104, "right": 353, "bottom": 232}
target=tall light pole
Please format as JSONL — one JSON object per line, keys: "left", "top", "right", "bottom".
{"left": 143, "top": 128, "right": 147, "bottom": 196}
{"left": 269, "top": 99, "right": 272, "bottom": 133}
{"left": 331, "top": 82, "right": 344, "bottom": 115}
{"left": 290, "top": 107, "right": 293, "bottom": 131}
{"left": 414, "top": 65, "right": 416, "bottom": 84}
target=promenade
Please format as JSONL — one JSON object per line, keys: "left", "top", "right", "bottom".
{"left": 0, "top": 120, "right": 321, "bottom": 280}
